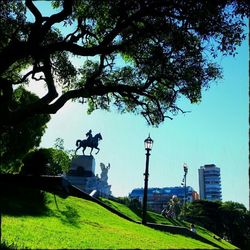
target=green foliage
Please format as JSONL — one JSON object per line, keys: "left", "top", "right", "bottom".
{"left": 54, "top": 137, "right": 65, "bottom": 151}
{"left": 52, "top": 51, "right": 77, "bottom": 89}
{"left": 219, "top": 201, "right": 250, "bottom": 249}
{"left": 48, "top": 148, "right": 70, "bottom": 173}
{"left": 0, "top": 87, "right": 50, "bottom": 173}
{"left": 0, "top": 0, "right": 248, "bottom": 129}
{"left": 20, "top": 148, "right": 70, "bottom": 176}
{"left": 0, "top": 1, "right": 26, "bottom": 50}
{"left": 185, "top": 200, "right": 250, "bottom": 249}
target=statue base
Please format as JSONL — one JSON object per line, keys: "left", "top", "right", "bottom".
{"left": 67, "top": 155, "right": 95, "bottom": 177}
{"left": 65, "top": 156, "right": 112, "bottom": 197}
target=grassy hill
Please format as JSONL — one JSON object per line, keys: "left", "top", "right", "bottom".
{"left": 1, "top": 188, "right": 236, "bottom": 249}
{"left": 100, "top": 198, "right": 236, "bottom": 249}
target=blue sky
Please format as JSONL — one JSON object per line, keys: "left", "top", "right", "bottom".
{"left": 38, "top": 38, "right": 248, "bottom": 207}
{"left": 28, "top": 2, "right": 249, "bottom": 208}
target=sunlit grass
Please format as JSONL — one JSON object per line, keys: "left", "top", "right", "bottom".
{"left": 100, "top": 197, "right": 237, "bottom": 249}
{"left": 1, "top": 193, "right": 224, "bottom": 249}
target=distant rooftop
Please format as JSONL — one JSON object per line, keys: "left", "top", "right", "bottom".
{"left": 200, "top": 164, "right": 219, "bottom": 169}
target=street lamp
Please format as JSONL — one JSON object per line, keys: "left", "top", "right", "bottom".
{"left": 142, "top": 134, "right": 153, "bottom": 225}
{"left": 183, "top": 163, "right": 188, "bottom": 217}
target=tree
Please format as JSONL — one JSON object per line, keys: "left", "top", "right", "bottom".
{"left": 0, "top": 87, "right": 50, "bottom": 172}
{"left": 0, "top": 0, "right": 248, "bottom": 129}
{"left": 185, "top": 200, "right": 250, "bottom": 249}
{"left": 219, "top": 201, "right": 250, "bottom": 249}
{"left": 21, "top": 147, "right": 70, "bottom": 175}
{"left": 185, "top": 200, "right": 222, "bottom": 233}
{"left": 54, "top": 137, "right": 65, "bottom": 151}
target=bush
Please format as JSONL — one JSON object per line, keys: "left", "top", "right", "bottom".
{"left": 20, "top": 148, "right": 70, "bottom": 176}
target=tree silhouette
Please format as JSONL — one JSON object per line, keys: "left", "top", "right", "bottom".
{"left": 0, "top": 0, "right": 248, "bottom": 128}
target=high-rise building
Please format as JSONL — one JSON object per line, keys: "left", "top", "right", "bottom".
{"left": 198, "top": 164, "right": 222, "bottom": 201}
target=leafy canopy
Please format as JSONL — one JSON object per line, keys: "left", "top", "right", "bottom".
{"left": 0, "top": 0, "right": 248, "bottom": 127}
{"left": 0, "top": 87, "right": 50, "bottom": 172}
{"left": 186, "top": 200, "right": 250, "bottom": 249}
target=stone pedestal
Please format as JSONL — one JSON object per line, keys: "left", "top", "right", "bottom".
{"left": 65, "top": 155, "right": 111, "bottom": 197}
{"left": 68, "top": 155, "right": 95, "bottom": 177}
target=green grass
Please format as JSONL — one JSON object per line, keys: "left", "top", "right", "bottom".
{"left": 100, "top": 198, "right": 237, "bottom": 249}
{"left": 1, "top": 190, "right": 236, "bottom": 249}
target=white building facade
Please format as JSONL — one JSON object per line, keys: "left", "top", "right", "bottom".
{"left": 198, "top": 164, "right": 222, "bottom": 201}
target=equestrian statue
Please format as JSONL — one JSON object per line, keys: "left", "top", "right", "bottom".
{"left": 75, "top": 130, "right": 103, "bottom": 155}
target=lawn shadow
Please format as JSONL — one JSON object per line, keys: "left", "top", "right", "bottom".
{"left": 129, "top": 206, "right": 158, "bottom": 223}
{"left": 57, "top": 205, "right": 81, "bottom": 228}
{"left": 0, "top": 184, "right": 49, "bottom": 216}
{"left": 127, "top": 206, "right": 142, "bottom": 221}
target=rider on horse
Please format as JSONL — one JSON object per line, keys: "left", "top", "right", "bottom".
{"left": 75, "top": 130, "right": 102, "bottom": 155}
{"left": 85, "top": 130, "right": 93, "bottom": 145}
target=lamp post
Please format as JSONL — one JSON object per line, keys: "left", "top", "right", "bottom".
{"left": 142, "top": 134, "right": 153, "bottom": 225}
{"left": 183, "top": 163, "right": 188, "bottom": 217}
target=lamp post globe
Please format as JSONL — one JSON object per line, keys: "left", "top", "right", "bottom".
{"left": 142, "top": 134, "right": 153, "bottom": 225}
{"left": 184, "top": 163, "right": 188, "bottom": 175}
{"left": 144, "top": 135, "right": 153, "bottom": 150}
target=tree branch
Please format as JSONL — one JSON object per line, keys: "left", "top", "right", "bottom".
{"left": 42, "top": 0, "right": 74, "bottom": 33}
{"left": 25, "top": 0, "right": 43, "bottom": 23}
{"left": 16, "top": 65, "right": 45, "bottom": 84}
{"left": 45, "top": 83, "right": 142, "bottom": 114}
{"left": 45, "top": 41, "right": 123, "bottom": 57}
{"left": 99, "top": 0, "right": 173, "bottom": 48}
{"left": 40, "top": 56, "right": 58, "bottom": 104}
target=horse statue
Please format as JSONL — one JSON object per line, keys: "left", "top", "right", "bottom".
{"left": 75, "top": 133, "right": 103, "bottom": 155}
